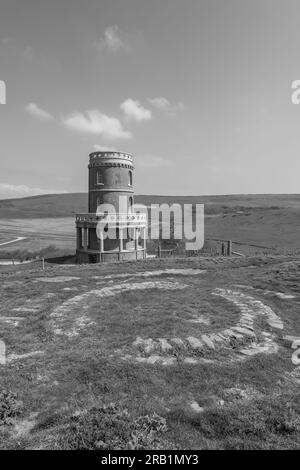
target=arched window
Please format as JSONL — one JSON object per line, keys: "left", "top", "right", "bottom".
{"left": 128, "top": 196, "right": 133, "bottom": 214}
{"left": 128, "top": 170, "right": 132, "bottom": 186}
{"left": 96, "top": 170, "right": 103, "bottom": 185}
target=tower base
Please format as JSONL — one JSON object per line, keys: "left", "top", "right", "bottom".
{"left": 76, "top": 248, "right": 146, "bottom": 264}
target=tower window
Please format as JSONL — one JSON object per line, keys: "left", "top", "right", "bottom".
{"left": 128, "top": 170, "right": 132, "bottom": 186}
{"left": 128, "top": 196, "right": 133, "bottom": 213}
{"left": 96, "top": 170, "right": 103, "bottom": 185}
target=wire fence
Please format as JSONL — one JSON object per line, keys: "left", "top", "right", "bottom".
{"left": 155, "top": 238, "right": 278, "bottom": 259}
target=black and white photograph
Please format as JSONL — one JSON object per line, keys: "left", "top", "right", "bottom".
{"left": 0, "top": 0, "right": 299, "bottom": 454}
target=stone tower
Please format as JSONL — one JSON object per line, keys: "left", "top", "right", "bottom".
{"left": 76, "top": 151, "right": 147, "bottom": 263}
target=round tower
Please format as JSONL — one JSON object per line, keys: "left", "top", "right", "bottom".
{"left": 75, "top": 151, "right": 147, "bottom": 263}
{"left": 88, "top": 151, "right": 134, "bottom": 214}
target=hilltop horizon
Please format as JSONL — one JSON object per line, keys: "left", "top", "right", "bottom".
{"left": 1, "top": 192, "right": 300, "bottom": 220}
{"left": 1, "top": 191, "right": 300, "bottom": 203}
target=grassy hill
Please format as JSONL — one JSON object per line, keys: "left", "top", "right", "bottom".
{"left": 0, "top": 193, "right": 300, "bottom": 257}
{"left": 0, "top": 193, "right": 88, "bottom": 218}
{"left": 1, "top": 193, "right": 300, "bottom": 218}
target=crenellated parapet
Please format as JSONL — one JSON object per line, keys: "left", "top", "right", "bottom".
{"left": 88, "top": 152, "right": 134, "bottom": 169}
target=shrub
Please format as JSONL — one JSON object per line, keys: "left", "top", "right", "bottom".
{"left": 60, "top": 402, "right": 170, "bottom": 450}
{"left": 0, "top": 390, "right": 23, "bottom": 425}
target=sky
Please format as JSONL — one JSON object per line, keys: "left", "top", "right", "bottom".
{"left": 1, "top": 0, "right": 300, "bottom": 198}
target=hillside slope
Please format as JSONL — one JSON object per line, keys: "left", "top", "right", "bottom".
{"left": 0, "top": 194, "right": 300, "bottom": 255}
{"left": 1, "top": 193, "right": 300, "bottom": 218}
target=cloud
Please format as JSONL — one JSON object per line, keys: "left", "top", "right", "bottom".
{"left": 148, "top": 97, "right": 170, "bottom": 110}
{"left": 0, "top": 183, "right": 66, "bottom": 199}
{"left": 0, "top": 80, "right": 6, "bottom": 104}
{"left": 22, "top": 45, "right": 34, "bottom": 61}
{"left": 1, "top": 38, "right": 36, "bottom": 62}
{"left": 120, "top": 98, "right": 152, "bottom": 122}
{"left": 0, "top": 37, "right": 16, "bottom": 45}
{"left": 148, "top": 97, "right": 184, "bottom": 116}
{"left": 93, "top": 144, "right": 118, "bottom": 151}
{"left": 137, "top": 155, "right": 174, "bottom": 169}
{"left": 61, "top": 110, "right": 132, "bottom": 140}
{"left": 94, "top": 25, "right": 130, "bottom": 53}
{"left": 25, "top": 103, "right": 54, "bottom": 121}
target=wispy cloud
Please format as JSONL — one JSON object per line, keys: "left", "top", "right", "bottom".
{"left": 1, "top": 37, "right": 36, "bottom": 62}
{"left": 22, "top": 45, "right": 34, "bottom": 61}
{"left": 61, "top": 110, "right": 132, "bottom": 140}
{"left": 137, "top": 155, "right": 174, "bottom": 169}
{"left": 0, "top": 36, "right": 16, "bottom": 45}
{"left": 93, "top": 144, "right": 118, "bottom": 151}
{"left": 0, "top": 80, "right": 6, "bottom": 105}
{"left": 94, "top": 25, "right": 130, "bottom": 54}
{"left": 25, "top": 103, "right": 54, "bottom": 121}
{"left": 0, "top": 183, "right": 66, "bottom": 199}
{"left": 121, "top": 98, "right": 152, "bottom": 122}
{"left": 148, "top": 97, "right": 184, "bottom": 116}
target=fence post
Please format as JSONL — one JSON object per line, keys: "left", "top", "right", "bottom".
{"left": 158, "top": 243, "right": 161, "bottom": 258}
{"left": 42, "top": 257, "right": 45, "bottom": 270}
{"left": 221, "top": 242, "right": 225, "bottom": 256}
{"left": 227, "top": 240, "right": 232, "bottom": 257}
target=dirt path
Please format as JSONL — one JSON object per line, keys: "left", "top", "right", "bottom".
{"left": 0, "top": 237, "right": 27, "bottom": 247}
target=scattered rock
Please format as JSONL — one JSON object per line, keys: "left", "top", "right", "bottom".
{"left": 275, "top": 293, "right": 295, "bottom": 300}
{"left": 201, "top": 335, "right": 215, "bottom": 350}
{"left": 190, "top": 401, "right": 204, "bottom": 413}
{"left": 7, "top": 351, "right": 44, "bottom": 362}
{"left": 0, "top": 340, "right": 6, "bottom": 365}
{"left": 14, "top": 412, "right": 38, "bottom": 438}
{"left": 133, "top": 337, "right": 156, "bottom": 354}
{"left": 35, "top": 277, "right": 80, "bottom": 283}
{"left": 13, "top": 307, "right": 37, "bottom": 313}
{"left": 0, "top": 317, "right": 24, "bottom": 327}
{"left": 158, "top": 338, "right": 173, "bottom": 352}
{"left": 170, "top": 338, "right": 185, "bottom": 347}
{"left": 186, "top": 336, "right": 203, "bottom": 349}
{"left": 183, "top": 358, "right": 199, "bottom": 364}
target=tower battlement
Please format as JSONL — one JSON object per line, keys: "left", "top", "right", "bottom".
{"left": 88, "top": 152, "right": 134, "bottom": 169}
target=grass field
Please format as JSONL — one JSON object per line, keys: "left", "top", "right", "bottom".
{"left": 0, "top": 256, "right": 299, "bottom": 449}
{"left": 0, "top": 193, "right": 300, "bottom": 258}
{"left": 2, "top": 193, "right": 300, "bottom": 219}
{"left": 0, "top": 218, "right": 75, "bottom": 256}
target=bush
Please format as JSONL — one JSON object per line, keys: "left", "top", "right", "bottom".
{"left": 0, "top": 390, "right": 23, "bottom": 425}
{"left": 60, "top": 403, "right": 170, "bottom": 450}
{"left": 0, "top": 244, "right": 68, "bottom": 261}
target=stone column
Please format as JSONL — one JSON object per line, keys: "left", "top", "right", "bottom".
{"left": 99, "top": 231, "right": 104, "bottom": 253}
{"left": 143, "top": 227, "right": 147, "bottom": 250}
{"left": 119, "top": 228, "right": 124, "bottom": 252}
{"left": 76, "top": 227, "right": 82, "bottom": 250}
{"left": 83, "top": 227, "right": 88, "bottom": 251}
{"left": 99, "top": 231, "right": 104, "bottom": 263}
{"left": 135, "top": 228, "right": 138, "bottom": 251}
